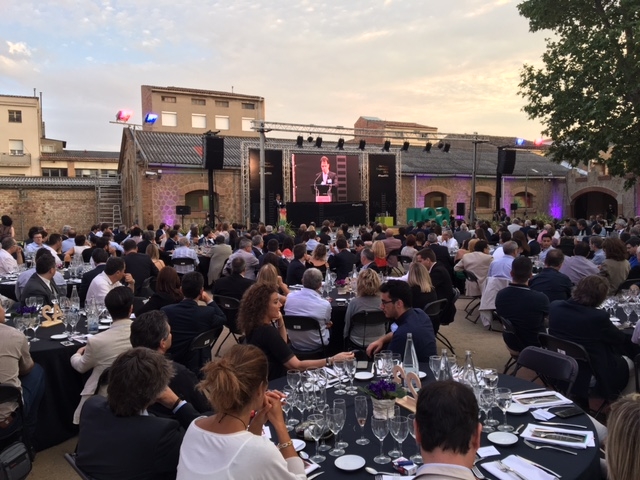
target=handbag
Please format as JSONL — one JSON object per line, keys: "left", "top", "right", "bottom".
{"left": 0, "top": 442, "right": 31, "bottom": 480}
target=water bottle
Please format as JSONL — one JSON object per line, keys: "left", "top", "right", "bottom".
{"left": 439, "top": 348, "right": 453, "bottom": 381}
{"left": 70, "top": 285, "right": 80, "bottom": 312}
{"left": 402, "top": 333, "right": 419, "bottom": 387}
{"left": 87, "top": 311, "right": 99, "bottom": 334}
{"left": 461, "top": 350, "right": 479, "bottom": 387}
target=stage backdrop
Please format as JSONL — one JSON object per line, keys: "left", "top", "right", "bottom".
{"left": 291, "top": 153, "right": 361, "bottom": 203}
{"left": 249, "top": 149, "right": 284, "bottom": 225}
{"left": 368, "top": 154, "right": 397, "bottom": 222}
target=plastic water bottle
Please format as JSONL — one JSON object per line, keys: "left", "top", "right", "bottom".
{"left": 439, "top": 348, "right": 453, "bottom": 381}
{"left": 402, "top": 333, "right": 419, "bottom": 387}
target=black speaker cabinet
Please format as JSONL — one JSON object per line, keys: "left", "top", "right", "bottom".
{"left": 204, "top": 136, "right": 224, "bottom": 170}
{"left": 176, "top": 205, "right": 191, "bottom": 216}
{"left": 456, "top": 203, "right": 465, "bottom": 216}
{"left": 497, "top": 149, "right": 516, "bottom": 175}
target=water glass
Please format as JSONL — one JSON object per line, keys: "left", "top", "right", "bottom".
{"left": 389, "top": 416, "right": 409, "bottom": 458}
{"left": 407, "top": 413, "right": 422, "bottom": 464}
{"left": 326, "top": 408, "right": 346, "bottom": 457}
{"left": 333, "top": 399, "right": 348, "bottom": 449}
{"left": 354, "top": 396, "right": 370, "bottom": 445}
{"left": 344, "top": 358, "right": 357, "bottom": 395}
{"left": 333, "top": 360, "right": 347, "bottom": 395}
{"left": 495, "top": 387, "right": 513, "bottom": 432}
{"left": 429, "top": 355, "right": 442, "bottom": 381}
{"left": 374, "top": 353, "right": 385, "bottom": 378}
{"left": 371, "top": 416, "right": 391, "bottom": 464}
{"left": 287, "top": 369, "right": 301, "bottom": 390}
{"left": 29, "top": 315, "right": 41, "bottom": 342}
{"left": 283, "top": 386, "right": 299, "bottom": 427}
{"left": 307, "top": 413, "right": 326, "bottom": 463}
{"left": 479, "top": 388, "right": 496, "bottom": 432}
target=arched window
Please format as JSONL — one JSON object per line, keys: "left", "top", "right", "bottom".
{"left": 476, "top": 192, "right": 492, "bottom": 209}
{"left": 185, "top": 190, "right": 218, "bottom": 213}
{"left": 513, "top": 192, "right": 534, "bottom": 209}
{"left": 424, "top": 192, "right": 447, "bottom": 208}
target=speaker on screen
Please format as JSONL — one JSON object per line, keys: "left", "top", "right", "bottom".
{"left": 497, "top": 149, "right": 516, "bottom": 175}
{"left": 176, "top": 205, "right": 191, "bottom": 215}
{"left": 456, "top": 203, "right": 465, "bottom": 216}
{"left": 204, "top": 136, "right": 225, "bottom": 170}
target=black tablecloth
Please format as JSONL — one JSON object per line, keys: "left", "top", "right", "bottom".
{"left": 269, "top": 369, "right": 600, "bottom": 480}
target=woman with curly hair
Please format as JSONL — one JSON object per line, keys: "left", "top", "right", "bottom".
{"left": 239, "top": 283, "right": 353, "bottom": 380}
{"left": 256, "top": 263, "right": 289, "bottom": 304}
{"left": 600, "top": 237, "right": 631, "bottom": 295}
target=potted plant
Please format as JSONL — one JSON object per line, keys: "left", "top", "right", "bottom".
{"left": 360, "top": 379, "right": 407, "bottom": 419}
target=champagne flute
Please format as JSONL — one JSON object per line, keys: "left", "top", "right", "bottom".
{"left": 495, "top": 387, "right": 513, "bottom": 432}
{"left": 371, "top": 416, "right": 391, "bottom": 464}
{"left": 282, "top": 386, "right": 294, "bottom": 431}
{"left": 354, "top": 396, "right": 370, "bottom": 445}
{"left": 333, "top": 360, "right": 347, "bottom": 395}
{"left": 35, "top": 295, "right": 44, "bottom": 312}
{"left": 429, "top": 355, "right": 442, "bottom": 381}
{"left": 307, "top": 413, "right": 326, "bottom": 463}
{"left": 390, "top": 416, "right": 409, "bottom": 459}
{"left": 68, "top": 311, "right": 80, "bottom": 336}
{"left": 344, "top": 358, "right": 357, "bottom": 395}
{"left": 287, "top": 369, "right": 301, "bottom": 390}
{"left": 407, "top": 413, "right": 422, "bottom": 464}
{"left": 479, "top": 388, "right": 496, "bottom": 433}
{"left": 326, "top": 408, "right": 345, "bottom": 456}
{"left": 333, "top": 399, "right": 348, "bottom": 449}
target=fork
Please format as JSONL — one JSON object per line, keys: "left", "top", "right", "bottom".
{"left": 524, "top": 439, "right": 577, "bottom": 455}
{"left": 497, "top": 460, "right": 528, "bottom": 480}
{"left": 471, "top": 465, "right": 485, "bottom": 479}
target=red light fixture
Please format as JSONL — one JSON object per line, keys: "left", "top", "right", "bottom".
{"left": 116, "top": 110, "right": 132, "bottom": 122}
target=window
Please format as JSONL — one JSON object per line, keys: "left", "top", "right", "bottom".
{"left": 77, "top": 169, "right": 99, "bottom": 178}
{"left": 424, "top": 192, "right": 447, "bottom": 208}
{"left": 8, "top": 140, "right": 23, "bottom": 155}
{"left": 162, "top": 112, "right": 177, "bottom": 127}
{"left": 161, "top": 96, "right": 176, "bottom": 103}
{"left": 242, "top": 118, "right": 254, "bottom": 132}
{"left": 514, "top": 192, "right": 534, "bottom": 209}
{"left": 42, "top": 168, "right": 68, "bottom": 177}
{"left": 215, "top": 116, "right": 230, "bottom": 130}
{"left": 215, "top": 100, "right": 229, "bottom": 107}
{"left": 476, "top": 192, "right": 492, "bottom": 209}
{"left": 8, "top": 110, "right": 22, "bottom": 123}
{"left": 191, "top": 98, "right": 206, "bottom": 106}
{"left": 41, "top": 144, "right": 56, "bottom": 153}
{"left": 101, "top": 170, "right": 118, "bottom": 177}
{"left": 192, "top": 114, "right": 206, "bottom": 129}
{"left": 185, "top": 189, "right": 210, "bottom": 212}
{"left": 241, "top": 103, "right": 255, "bottom": 110}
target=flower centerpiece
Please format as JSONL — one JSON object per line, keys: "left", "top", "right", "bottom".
{"left": 360, "top": 379, "right": 407, "bottom": 419}
{"left": 16, "top": 305, "right": 37, "bottom": 317}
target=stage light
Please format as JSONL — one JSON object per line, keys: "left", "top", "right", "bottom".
{"left": 358, "top": 140, "right": 366, "bottom": 150}
{"left": 296, "top": 136, "right": 304, "bottom": 147}
{"left": 437, "top": 142, "right": 444, "bottom": 149}
{"left": 307, "top": 135, "right": 314, "bottom": 143}
{"left": 516, "top": 138, "right": 525, "bottom": 146}
{"left": 116, "top": 110, "right": 132, "bottom": 122}
{"left": 424, "top": 142, "right": 432, "bottom": 153}
{"left": 443, "top": 143, "right": 451, "bottom": 153}
{"left": 534, "top": 138, "right": 544, "bottom": 146}
{"left": 382, "top": 140, "right": 391, "bottom": 152}
{"left": 401, "top": 142, "right": 410, "bottom": 151}
{"left": 144, "top": 113, "right": 158, "bottom": 124}
{"left": 336, "top": 138, "right": 345, "bottom": 150}
{"left": 315, "top": 137, "right": 323, "bottom": 148}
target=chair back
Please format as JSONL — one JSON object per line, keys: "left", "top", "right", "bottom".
{"left": 0, "top": 384, "right": 24, "bottom": 444}
{"left": 423, "top": 299, "right": 448, "bottom": 331}
{"left": 139, "top": 276, "right": 155, "bottom": 297}
{"left": 189, "top": 327, "right": 224, "bottom": 372}
{"left": 538, "top": 333, "right": 590, "bottom": 364}
{"left": 396, "top": 255, "right": 413, "bottom": 267}
{"left": 497, "top": 315, "right": 526, "bottom": 354}
{"left": 172, "top": 257, "right": 195, "bottom": 267}
{"left": 283, "top": 315, "right": 327, "bottom": 360}
{"left": 464, "top": 270, "right": 479, "bottom": 283}
{"left": 213, "top": 295, "right": 241, "bottom": 334}
{"left": 64, "top": 453, "right": 94, "bottom": 480}
{"left": 515, "top": 346, "right": 579, "bottom": 395}
{"left": 347, "top": 310, "right": 388, "bottom": 350}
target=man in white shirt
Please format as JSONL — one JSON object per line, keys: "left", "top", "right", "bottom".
{"left": 171, "top": 237, "right": 199, "bottom": 275}
{"left": 86, "top": 257, "right": 135, "bottom": 305}
{"left": 284, "top": 268, "right": 331, "bottom": 351}
{"left": 0, "top": 237, "right": 23, "bottom": 275}
{"left": 507, "top": 219, "right": 522, "bottom": 235}
{"left": 44, "top": 233, "right": 64, "bottom": 268}
{"left": 488, "top": 241, "right": 518, "bottom": 279}
{"left": 439, "top": 230, "right": 459, "bottom": 250}
{"left": 24, "top": 231, "right": 45, "bottom": 254}
{"left": 539, "top": 233, "right": 555, "bottom": 263}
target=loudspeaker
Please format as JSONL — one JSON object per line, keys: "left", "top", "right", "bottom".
{"left": 204, "top": 136, "right": 224, "bottom": 170}
{"left": 510, "top": 202, "right": 518, "bottom": 212}
{"left": 456, "top": 203, "right": 465, "bottom": 216}
{"left": 176, "top": 205, "right": 191, "bottom": 216}
{"left": 497, "top": 149, "right": 516, "bottom": 174}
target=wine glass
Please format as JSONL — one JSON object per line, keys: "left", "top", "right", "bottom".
{"left": 344, "top": 358, "right": 357, "bottom": 395}
{"left": 29, "top": 314, "right": 41, "bottom": 342}
{"left": 407, "top": 413, "right": 422, "bottom": 464}
{"left": 68, "top": 311, "right": 81, "bottom": 336}
{"left": 325, "top": 408, "right": 345, "bottom": 457}
{"left": 622, "top": 302, "right": 633, "bottom": 327}
{"left": 282, "top": 386, "right": 294, "bottom": 431}
{"left": 307, "top": 413, "right": 326, "bottom": 463}
{"left": 354, "top": 396, "right": 370, "bottom": 445}
{"left": 294, "top": 390, "right": 306, "bottom": 426}
{"left": 371, "top": 416, "right": 391, "bottom": 464}
{"left": 495, "top": 387, "right": 513, "bottom": 432}
{"left": 429, "top": 355, "right": 442, "bottom": 381}
{"left": 333, "top": 360, "right": 347, "bottom": 395}
{"left": 26, "top": 296, "right": 36, "bottom": 310}
{"left": 35, "top": 296, "right": 44, "bottom": 312}
{"left": 482, "top": 369, "right": 500, "bottom": 426}
{"left": 15, "top": 316, "right": 29, "bottom": 339}
{"left": 374, "top": 353, "right": 385, "bottom": 378}
{"left": 479, "top": 388, "right": 496, "bottom": 433}
{"left": 287, "top": 369, "right": 301, "bottom": 390}
{"left": 332, "top": 399, "right": 348, "bottom": 449}
{"left": 390, "top": 416, "right": 409, "bottom": 459}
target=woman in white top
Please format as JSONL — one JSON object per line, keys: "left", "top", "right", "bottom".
{"left": 177, "top": 344, "right": 306, "bottom": 480}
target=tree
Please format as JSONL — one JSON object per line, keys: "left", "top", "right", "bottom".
{"left": 518, "top": 0, "right": 640, "bottom": 188}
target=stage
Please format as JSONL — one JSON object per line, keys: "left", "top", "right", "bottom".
{"left": 285, "top": 202, "right": 367, "bottom": 227}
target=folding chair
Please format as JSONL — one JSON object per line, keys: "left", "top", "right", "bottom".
{"left": 0, "top": 384, "right": 28, "bottom": 449}
{"left": 64, "top": 453, "right": 93, "bottom": 480}
{"left": 0, "top": 384, "right": 33, "bottom": 478}
{"left": 212, "top": 295, "right": 242, "bottom": 357}
{"left": 424, "top": 299, "right": 455, "bottom": 354}
{"left": 496, "top": 315, "right": 525, "bottom": 374}
{"left": 513, "top": 346, "right": 579, "bottom": 396}
{"left": 139, "top": 276, "right": 155, "bottom": 297}
{"left": 172, "top": 257, "right": 195, "bottom": 274}
{"left": 284, "top": 315, "right": 327, "bottom": 360}
{"left": 463, "top": 270, "right": 481, "bottom": 322}
{"left": 635, "top": 353, "right": 640, "bottom": 393}
{"left": 345, "top": 310, "right": 388, "bottom": 351}
{"left": 189, "top": 327, "right": 224, "bottom": 375}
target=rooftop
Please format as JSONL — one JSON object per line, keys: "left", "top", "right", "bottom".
{"left": 143, "top": 85, "right": 264, "bottom": 101}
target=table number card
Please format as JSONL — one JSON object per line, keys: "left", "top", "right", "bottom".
{"left": 41, "top": 304, "right": 63, "bottom": 327}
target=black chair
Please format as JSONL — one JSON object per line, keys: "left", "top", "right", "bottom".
{"left": 635, "top": 353, "right": 640, "bottom": 393}
{"left": 172, "top": 257, "right": 196, "bottom": 274}
{"left": 513, "top": 346, "right": 579, "bottom": 396}
{"left": 283, "top": 315, "right": 327, "bottom": 360}
{"left": 396, "top": 255, "right": 413, "bottom": 268}
{"left": 0, "top": 384, "right": 27, "bottom": 450}
{"left": 424, "top": 299, "right": 455, "bottom": 354}
{"left": 189, "top": 327, "right": 224, "bottom": 374}
{"left": 64, "top": 453, "right": 94, "bottom": 480}
{"left": 132, "top": 296, "right": 148, "bottom": 314}
{"left": 139, "top": 276, "right": 155, "bottom": 297}
{"left": 616, "top": 278, "right": 639, "bottom": 294}
{"left": 345, "top": 310, "right": 388, "bottom": 351}
{"left": 496, "top": 315, "right": 525, "bottom": 374}
{"left": 463, "top": 270, "right": 481, "bottom": 322}
{"left": 212, "top": 295, "right": 242, "bottom": 357}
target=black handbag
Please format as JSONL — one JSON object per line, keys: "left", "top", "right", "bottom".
{"left": 0, "top": 442, "right": 31, "bottom": 480}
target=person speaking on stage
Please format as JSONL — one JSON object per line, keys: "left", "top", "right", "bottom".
{"left": 313, "top": 156, "right": 338, "bottom": 201}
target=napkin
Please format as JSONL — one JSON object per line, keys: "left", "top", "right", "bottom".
{"left": 476, "top": 446, "right": 500, "bottom": 458}
{"left": 482, "top": 455, "right": 555, "bottom": 480}
{"left": 512, "top": 391, "right": 572, "bottom": 408}
{"left": 521, "top": 423, "right": 595, "bottom": 449}
{"left": 381, "top": 476, "right": 414, "bottom": 480}
{"left": 531, "top": 408, "right": 556, "bottom": 421}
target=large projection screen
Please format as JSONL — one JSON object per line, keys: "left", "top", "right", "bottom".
{"left": 291, "top": 153, "right": 361, "bottom": 203}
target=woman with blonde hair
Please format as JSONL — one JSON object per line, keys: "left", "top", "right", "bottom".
{"left": 343, "top": 268, "right": 385, "bottom": 347}
{"left": 146, "top": 243, "right": 165, "bottom": 271}
{"left": 606, "top": 393, "right": 640, "bottom": 480}
{"left": 177, "top": 344, "right": 306, "bottom": 479}
{"left": 372, "top": 240, "right": 388, "bottom": 269}
{"left": 256, "top": 263, "right": 288, "bottom": 305}
{"left": 306, "top": 243, "right": 329, "bottom": 276}
{"left": 407, "top": 262, "right": 438, "bottom": 310}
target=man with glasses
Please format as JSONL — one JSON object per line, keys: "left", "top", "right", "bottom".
{"left": 365, "top": 281, "right": 436, "bottom": 361}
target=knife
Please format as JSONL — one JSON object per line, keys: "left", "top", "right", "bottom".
{"left": 515, "top": 455, "right": 562, "bottom": 478}
{"left": 531, "top": 429, "right": 587, "bottom": 443}
{"left": 308, "top": 472, "right": 324, "bottom": 480}
{"left": 539, "top": 421, "right": 588, "bottom": 429}
{"left": 512, "top": 388, "right": 547, "bottom": 395}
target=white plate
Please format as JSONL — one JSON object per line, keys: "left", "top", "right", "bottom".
{"left": 98, "top": 325, "right": 110, "bottom": 330}
{"left": 99, "top": 319, "right": 112, "bottom": 325}
{"left": 292, "top": 439, "right": 306, "bottom": 452}
{"left": 355, "top": 372, "right": 374, "bottom": 381}
{"left": 50, "top": 333, "right": 68, "bottom": 340}
{"left": 507, "top": 403, "right": 529, "bottom": 415}
{"left": 487, "top": 432, "right": 518, "bottom": 446}
{"left": 418, "top": 371, "right": 427, "bottom": 379}
{"left": 334, "top": 454, "right": 366, "bottom": 471}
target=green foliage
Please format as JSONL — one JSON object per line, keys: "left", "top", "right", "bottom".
{"left": 518, "top": 0, "right": 640, "bottom": 188}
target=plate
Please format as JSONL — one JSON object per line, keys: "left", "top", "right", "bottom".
{"left": 50, "top": 333, "right": 68, "bottom": 340}
{"left": 418, "top": 371, "right": 427, "bottom": 379}
{"left": 99, "top": 319, "right": 112, "bottom": 325}
{"left": 334, "top": 454, "right": 366, "bottom": 471}
{"left": 487, "top": 432, "right": 518, "bottom": 446}
{"left": 98, "top": 325, "right": 110, "bottom": 330}
{"left": 507, "top": 403, "right": 529, "bottom": 415}
{"left": 292, "top": 439, "right": 306, "bottom": 452}
{"left": 355, "top": 372, "right": 374, "bottom": 381}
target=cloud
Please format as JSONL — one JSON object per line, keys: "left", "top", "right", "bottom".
{"left": 7, "top": 41, "right": 32, "bottom": 56}
{"left": 464, "top": 0, "right": 512, "bottom": 18}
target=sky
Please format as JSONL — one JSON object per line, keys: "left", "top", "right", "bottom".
{"left": 0, "top": 0, "right": 549, "bottom": 151}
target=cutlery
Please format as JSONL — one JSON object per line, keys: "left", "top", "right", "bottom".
{"left": 524, "top": 439, "right": 577, "bottom": 455}
{"left": 515, "top": 455, "right": 562, "bottom": 478}
{"left": 497, "top": 460, "right": 528, "bottom": 480}
{"left": 365, "top": 466, "right": 399, "bottom": 475}
{"left": 471, "top": 465, "right": 485, "bottom": 479}
{"left": 531, "top": 429, "right": 587, "bottom": 443}
{"left": 512, "top": 388, "right": 547, "bottom": 395}
{"left": 539, "top": 421, "right": 587, "bottom": 429}
{"left": 514, "top": 424, "right": 525, "bottom": 434}
{"left": 308, "top": 472, "right": 324, "bottom": 480}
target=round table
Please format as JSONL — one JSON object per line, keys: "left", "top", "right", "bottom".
{"left": 268, "top": 367, "right": 601, "bottom": 480}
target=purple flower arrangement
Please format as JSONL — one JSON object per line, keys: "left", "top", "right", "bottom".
{"left": 359, "top": 379, "right": 407, "bottom": 400}
{"left": 16, "top": 306, "right": 37, "bottom": 316}
{"left": 336, "top": 279, "right": 346, "bottom": 287}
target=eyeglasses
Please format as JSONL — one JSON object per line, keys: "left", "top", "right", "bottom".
{"left": 381, "top": 299, "right": 395, "bottom": 306}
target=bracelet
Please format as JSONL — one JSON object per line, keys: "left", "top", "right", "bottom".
{"left": 170, "top": 398, "right": 182, "bottom": 411}
{"left": 277, "top": 440, "right": 293, "bottom": 451}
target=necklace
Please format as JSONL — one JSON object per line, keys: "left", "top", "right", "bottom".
{"left": 219, "top": 412, "right": 248, "bottom": 430}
